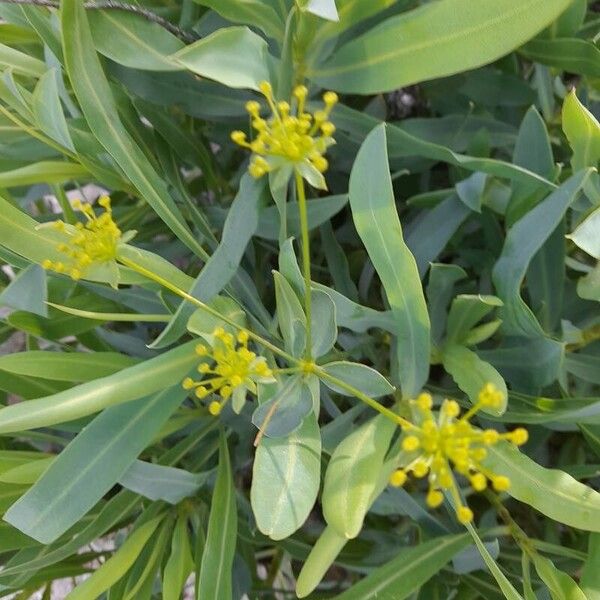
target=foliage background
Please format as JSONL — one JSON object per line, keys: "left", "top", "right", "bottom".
{"left": 0, "top": 0, "right": 598, "bottom": 598}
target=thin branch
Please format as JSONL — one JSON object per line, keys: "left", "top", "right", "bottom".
{"left": 0, "top": 0, "right": 199, "bottom": 43}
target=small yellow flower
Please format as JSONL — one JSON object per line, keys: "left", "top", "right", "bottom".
{"left": 183, "top": 327, "right": 275, "bottom": 415}
{"left": 389, "top": 384, "right": 527, "bottom": 524}
{"left": 41, "top": 196, "right": 129, "bottom": 281}
{"left": 230, "top": 81, "right": 338, "bottom": 189}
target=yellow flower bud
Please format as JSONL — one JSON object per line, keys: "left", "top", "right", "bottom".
{"left": 457, "top": 506, "right": 474, "bottom": 524}
{"left": 402, "top": 436, "right": 421, "bottom": 452}
{"left": 492, "top": 476, "right": 511, "bottom": 491}
{"left": 510, "top": 428, "right": 528, "bottom": 446}
{"left": 208, "top": 401, "right": 222, "bottom": 416}
{"left": 426, "top": 490, "right": 444, "bottom": 508}
{"left": 389, "top": 469, "right": 407, "bottom": 487}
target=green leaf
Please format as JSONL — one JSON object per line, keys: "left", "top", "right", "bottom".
{"left": 442, "top": 345, "right": 507, "bottom": 415}
{"left": 568, "top": 207, "right": 600, "bottom": 259}
{"left": 172, "top": 27, "right": 270, "bottom": 91}
{"left": 349, "top": 124, "right": 430, "bottom": 397}
{"left": 0, "top": 41, "right": 45, "bottom": 76}
{"left": 252, "top": 376, "right": 313, "bottom": 438}
{"left": 61, "top": 0, "right": 204, "bottom": 257}
{"left": 0, "top": 351, "right": 137, "bottom": 381}
{"left": 333, "top": 534, "right": 471, "bottom": 599}
{"left": 565, "top": 354, "right": 600, "bottom": 385}
{"left": 0, "top": 341, "right": 196, "bottom": 433}
{"left": 532, "top": 554, "right": 587, "bottom": 600}
{"left": 296, "top": 525, "right": 348, "bottom": 598}
{"left": 521, "top": 38, "right": 600, "bottom": 79}
{"left": 4, "top": 385, "right": 187, "bottom": 543}
{"left": 153, "top": 174, "right": 264, "bottom": 348}
{"left": 0, "top": 264, "right": 47, "bottom": 317}
{"left": 274, "top": 271, "right": 306, "bottom": 357}
{"left": 0, "top": 161, "right": 89, "bottom": 187}
{"left": 305, "top": 0, "right": 339, "bottom": 22}
{"left": 197, "top": 434, "right": 237, "bottom": 600}
{"left": 464, "top": 523, "right": 525, "bottom": 600}
{"left": 119, "top": 460, "right": 206, "bottom": 504}
{"left": 311, "top": 0, "right": 572, "bottom": 93}
{"left": 32, "top": 70, "right": 75, "bottom": 152}
{"left": 251, "top": 413, "right": 321, "bottom": 540}
{"left": 193, "top": 0, "right": 284, "bottom": 40}
{"left": 163, "top": 515, "right": 194, "bottom": 600}
{"left": 65, "top": 516, "right": 163, "bottom": 600}
{"left": 445, "top": 295, "right": 503, "bottom": 345}
{"left": 88, "top": 10, "right": 184, "bottom": 71}
{"left": 322, "top": 415, "right": 395, "bottom": 539}
{"left": 320, "top": 361, "right": 395, "bottom": 398}
{"left": 581, "top": 533, "right": 600, "bottom": 600}
{"left": 310, "top": 288, "right": 337, "bottom": 357}
{"left": 492, "top": 170, "right": 592, "bottom": 337}
{"left": 562, "top": 90, "right": 600, "bottom": 170}
{"left": 485, "top": 442, "right": 600, "bottom": 532}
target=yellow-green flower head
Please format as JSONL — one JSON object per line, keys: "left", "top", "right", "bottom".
{"left": 41, "top": 196, "right": 124, "bottom": 281}
{"left": 230, "top": 81, "right": 338, "bottom": 188}
{"left": 182, "top": 327, "right": 275, "bottom": 416}
{"left": 389, "top": 384, "right": 528, "bottom": 525}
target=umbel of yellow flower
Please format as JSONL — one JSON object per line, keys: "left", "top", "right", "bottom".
{"left": 183, "top": 327, "right": 275, "bottom": 416}
{"left": 230, "top": 81, "right": 338, "bottom": 189}
{"left": 41, "top": 196, "right": 132, "bottom": 282}
{"left": 389, "top": 384, "right": 528, "bottom": 525}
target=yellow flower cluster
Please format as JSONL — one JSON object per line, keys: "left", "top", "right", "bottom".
{"left": 41, "top": 196, "right": 122, "bottom": 281}
{"left": 389, "top": 384, "right": 528, "bottom": 524}
{"left": 183, "top": 327, "right": 275, "bottom": 416}
{"left": 231, "top": 81, "right": 338, "bottom": 181}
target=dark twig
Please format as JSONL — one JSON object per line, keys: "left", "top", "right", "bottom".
{"left": 0, "top": 0, "right": 199, "bottom": 43}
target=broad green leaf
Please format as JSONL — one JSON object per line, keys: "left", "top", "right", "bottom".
{"left": 296, "top": 525, "right": 348, "bottom": 598}
{"left": 532, "top": 554, "right": 587, "bottom": 600}
{"left": 163, "top": 515, "right": 194, "bottom": 600}
{"left": 320, "top": 361, "right": 395, "bottom": 398}
{"left": 172, "top": 27, "right": 270, "bottom": 91}
{"left": 568, "top": 207, "right": 600, "bottom": 259}
{"left": 311, "top": 0, "right": 572, "bottom": 93}
{"left": 521, "top": 38, "right": 600, "bottom": 79}
{"left": 581, "top": 533, "right": 600, "bottom": 600}
{"left": 252, "top": 376, "right": 313, "bottom": 438}
{"left": 578, "top": 263, "right": 600, "bottom": 303}
{"left": 251, "top": 414, "right": 321, "bottom": 540}
{"left": 153, "top": 174, "right": 265, "bottom": 348}
{"left": 492, "top": 170, "right": 592, "bottom": 337}
{"left": 565, "top": 354, "right": 600, "bottom": 385}
{"left": 562, "top": 90, "right": 600, "bottom": 170}
{"left": 0, "top": 341, "right": 196, "bottom": 433}
{"left": 193, "top": 0, "right": 284, "bottom": 40}
{"left": 485, "top": 442, "right": 600, "bottom": 532}
{"left": 119, "top": 460, "right": 206, "bottom": 504}
{"left": 322, "top": 415, "right": 395, "bottom": 539}
{"left": 334, "top": 534, "right": 471, "bottom": 599}
{"left": 349, "top": 124, "right": 430, "bottom": 397}
{"left": 197, "top": 435, "right": 237, "bottom": 600}
{"left": 0, "top": 264, "right": 47, "bottom": 317}
{"left": 88, "top": 10, "right": 183, "bottom": 71}
{"left": 0, "top": 351, "right": 137, "bottom": 381}
{"left": 465, "top": 523, "right": 525, "bottom": 600}
{"left": 442, "top": 345, "right": 507, "bottom": 414}
{"left": 32, "top": 70, "right": 74, "bottom": 152}
{"left": 4, "top": 385, "right": 187, "bottom": 543}
{"left": 61, "top": 0, "right": 204, "bottom": 257}
{"left": 65, "top": 516, "right": 163, "bottom": 600}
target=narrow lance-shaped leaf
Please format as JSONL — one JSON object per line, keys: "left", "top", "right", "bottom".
{"left": 61, "top": 0, "right": 205, "bottom": 257}
{"left": 4, "top": 385, "right": 188, "bottom": 544}
{"left": 197, "top": 434, "right": 237, "bottom": 600}
{"left": 349, "top": 124, "right": 430, "bottom": 397}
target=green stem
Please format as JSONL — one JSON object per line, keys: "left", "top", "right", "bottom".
{"left": 118, "top": 253, "right": 410, "bottom": 428}
{"left": 295, "top": 171, "right": 313, "bottom": 361}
